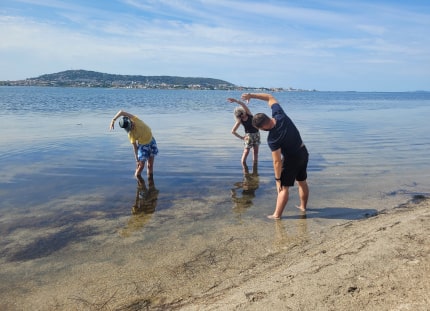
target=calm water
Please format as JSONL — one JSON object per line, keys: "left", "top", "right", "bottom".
{"left": 1, "top": 87, "right": 429, "bottom": 307}
{"left": 1, "top": 87, "right": 429, "bottom": 228}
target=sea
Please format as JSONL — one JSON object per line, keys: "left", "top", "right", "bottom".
{"left": 0, "top": 86, "right": 429, "bottom": 308}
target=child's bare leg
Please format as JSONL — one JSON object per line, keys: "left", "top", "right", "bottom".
{"left": 252, "top": 145, "right": 259, "bottom": 166}
{"left": 135, "top": 161, "right": 145, "bottom": 178}
{"left": 241, "top": 148, "right": 250, "bottom": 167}
{"left": 146, "top": 156, "right": 154, "bottom": 177}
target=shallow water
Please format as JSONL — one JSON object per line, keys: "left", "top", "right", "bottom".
{"left": 1, "top": 87, "right": 429, "bottom": 308}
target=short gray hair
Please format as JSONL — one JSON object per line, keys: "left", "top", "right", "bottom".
{"left": 234, "top": 107, "right": 246, "bottom": 120}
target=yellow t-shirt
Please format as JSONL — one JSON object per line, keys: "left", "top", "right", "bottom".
{"left": 128, "top": 116, "right": 152, "bottom": 145}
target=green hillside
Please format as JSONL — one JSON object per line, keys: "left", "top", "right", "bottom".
{"left": 1, "top": 70, "right": 237, "bottom": 89}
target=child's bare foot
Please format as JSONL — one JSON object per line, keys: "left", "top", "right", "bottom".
{"left": 267, "top": 214, "right": 281, "bottom": 220}
{"left": 295, "top": 205, "right": 306, "bottom": 212}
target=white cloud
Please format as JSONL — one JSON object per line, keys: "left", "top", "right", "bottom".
{"left": 1, "top": 0, "right": 430, "bottom": 90}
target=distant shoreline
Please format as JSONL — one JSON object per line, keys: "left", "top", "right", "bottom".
{"left": 0, "top": 69, "right": 316, "bottom": 92}
{"left": 2, "top": 70, "right": 427, "bottom": 92}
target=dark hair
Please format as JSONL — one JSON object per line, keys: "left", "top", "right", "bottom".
{"left": 252, "top": 113, "right": 271, "bottom": 129}
{"left": 119, "top": 116, "right": 132, "bottom": 132}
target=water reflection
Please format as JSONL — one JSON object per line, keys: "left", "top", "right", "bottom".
{"left": 273, "top": 214, "right": 308, "bottom": 250}
{"left": 231, "top": 164, "right": 259, "bottom": 214}
{"left": 120, "top": 176, "right": 159, "bottom": 237}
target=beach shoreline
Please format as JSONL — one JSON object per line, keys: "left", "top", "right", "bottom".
{"left": 2, "top": 197, "right": 428, "bottom": 311}
{"left": 175, "top": 197, "right": 430, "bottom": 311}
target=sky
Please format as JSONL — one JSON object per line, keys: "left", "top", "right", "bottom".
{"left": 1, "top": 0, "right": 430, "bottom": 91}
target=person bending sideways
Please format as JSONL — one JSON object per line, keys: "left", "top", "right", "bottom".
{"left": 241, "top": 93, "right": 309, "bottom": 220}
{"left": 110, "top": 110, "right": 158, "bottom": 178}
{"left": 227, "top": 97, "right": 260, "bottom": 169}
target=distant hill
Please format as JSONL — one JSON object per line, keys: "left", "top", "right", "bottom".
{"left": 0, "top": 70, "right": 237, "bottom": 90}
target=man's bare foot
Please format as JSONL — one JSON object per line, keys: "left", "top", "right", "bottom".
{"left": 267, "top": 215, "right": 281, "bottom": 220}
{"left": 296, "top": 205, "right": 306, "bottom": 212}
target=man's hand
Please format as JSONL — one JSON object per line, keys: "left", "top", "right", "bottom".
{"left": 241, "top": 93, "right": 252, "bottom": 101}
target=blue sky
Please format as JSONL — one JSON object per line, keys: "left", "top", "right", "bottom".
{"left": 1, "top": 0, "right": 429, "bottom": 91}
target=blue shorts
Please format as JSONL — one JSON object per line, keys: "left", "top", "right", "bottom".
{"left": 137, "top": 137, "right": 159, "bottom": 162}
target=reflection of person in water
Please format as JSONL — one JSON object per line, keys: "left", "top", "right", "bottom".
{"left": 231, "top": 164, "right": 259, "bottom": 212}
{"left": 132, "top": 175, "right": 159, "bottom": 215}
{"left": 120, "top": 176, "right": 159, "bottom": 237}
{"left": 273, "top": 214, "right": 308, "bottom": 250}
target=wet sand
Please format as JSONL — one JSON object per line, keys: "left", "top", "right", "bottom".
{"left": 181, "top": 197, "right": 430, "bottom": 311}
{"left": 1, "top": 197, "right": 428, "bottom": 311}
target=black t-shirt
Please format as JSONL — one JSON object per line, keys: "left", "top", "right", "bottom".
{"left": 241, "top": 114, "right": 259, "bottom": 133}
{"left": 267, "top": 104, "right": 303, "bottom": 156}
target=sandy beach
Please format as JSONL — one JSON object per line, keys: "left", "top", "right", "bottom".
{"left": 177, "top": 197, "right": 429, "bottom": 311}
{"left": 2, "top": 197, "right": 428, "bottom": 311}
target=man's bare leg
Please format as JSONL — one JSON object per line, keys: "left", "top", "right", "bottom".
{"left": 296, "top": 180, "right": 309, "bottom": 212}
{"left": 268, "top": 186, "right": 289, "bottom": 219}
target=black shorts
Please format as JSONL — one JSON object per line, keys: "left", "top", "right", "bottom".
{"left": 280, "top": 146, "right": 309, "bottom": 187}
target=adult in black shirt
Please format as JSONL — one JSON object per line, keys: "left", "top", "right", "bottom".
{"left": 241, "top": 93, "right": 309, "bottom": 219}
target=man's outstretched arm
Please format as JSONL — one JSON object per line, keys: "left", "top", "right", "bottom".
{"left": 241, "top": 93, "right": 278, "bottom": 107}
